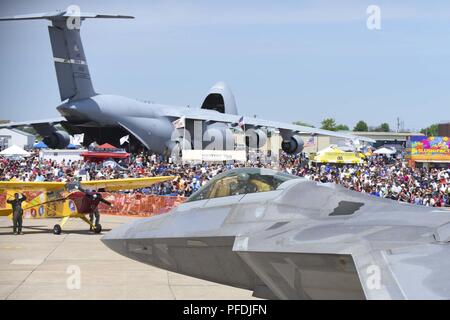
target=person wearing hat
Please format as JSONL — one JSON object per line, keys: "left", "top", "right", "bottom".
{"left": 85, "top": 189, "right": 101, "bottom": 229}
{"left": 6, "top": 193, "right": 27, "bottom": 235}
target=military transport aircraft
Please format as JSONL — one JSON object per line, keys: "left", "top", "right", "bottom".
{"left": 103, "top": 168, "right": 450, "bottom": 300}
{"left": 0, "top": 176, "right": 173, "bottom": 234}
{"left": 0, "top": 9, "right": 374, "bottom": 155}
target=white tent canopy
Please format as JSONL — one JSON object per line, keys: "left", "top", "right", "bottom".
{"left": 317, "top": 145, "right": 343, "bottom": 155}
{"left": 373, "top": 147, "right": 396, "bottom": 155}
{"left": 0, "top": 145, "right": 31, "bottom": 157}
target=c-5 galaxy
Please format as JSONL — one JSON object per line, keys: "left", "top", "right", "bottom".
{"left": 103, "top": 168, "right": 450, "bottom": 300}
{"left": 0, "top": 9, "right": 373, "bottom": 155}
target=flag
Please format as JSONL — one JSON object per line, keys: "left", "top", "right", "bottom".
{"left": 71, "top": 133, "right": 84, "bottom": 145}
{"left": 237, "top": 116, "right": 245, "bottom": 129}
{"left": 346, "top": 138, "right": 360, "bottom": 148}
{"left": 120, "top": 135, "right": 129, "bottom": 145}
{"left": 172, "top": 116, "right": 186, "bottom": 129}
{"left": 304, "top": 136, "right": 315, "bottom": 147}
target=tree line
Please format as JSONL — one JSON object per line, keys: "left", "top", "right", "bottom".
{"left": 292, "top": 119, "right": 391, "bottom": 132}
{"left": 293, "top": 119, "right": 439, "bottom": 135}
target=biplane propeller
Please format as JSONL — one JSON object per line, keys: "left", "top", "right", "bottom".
{"left": 0, "top": 176, "right": 174, "bottom": 234}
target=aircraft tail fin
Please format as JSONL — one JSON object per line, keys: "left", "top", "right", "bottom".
{"left": 0, "top": 9, "right": 134, "bottom": 101}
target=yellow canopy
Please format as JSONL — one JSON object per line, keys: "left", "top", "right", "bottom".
{"left": 313, "top": 146, "right": 364, "bottom": 164}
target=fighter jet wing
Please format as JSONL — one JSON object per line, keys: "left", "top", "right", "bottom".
{"left": 0, "top": 117, "right": 66, "bottom": 129}
{"left": 235, "top": 237, "right": 450, "bottom": 300}
{"left": 232, "top": 201, "right": 450, "bottom": 300}
{"left": 164, "top": 108, "right": 375, "bottom": 143}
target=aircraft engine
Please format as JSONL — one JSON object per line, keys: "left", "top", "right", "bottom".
{"left": 43, "top": 130, "right": 70, "bottom": 149}
{"left": 281, "top": 134, "right": 304, "bottom": 154}
{"left": 245, "top": 128, "right": 267, "bottom": 149}
{"left": 203, "top": 122, "right": 235, "bottom": 150}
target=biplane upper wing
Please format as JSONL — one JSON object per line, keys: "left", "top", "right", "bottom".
{"left": 0, "top": 176, "right": 175, "bottom": 191}
{"left": 0, "top": 181, "right": 66, "bottom": 191}
{"left": 0, "top": 177, "right": 174, "bottom": 193}
{"left": 79, "top": 176, "right": 175, "bottom": 191}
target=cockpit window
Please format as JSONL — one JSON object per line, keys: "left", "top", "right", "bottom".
{"left": 187, "top": 168, "right": 297, "bottom": 202}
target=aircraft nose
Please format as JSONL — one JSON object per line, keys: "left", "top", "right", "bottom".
{"left": 101, "top": 218, "right": 139, "bottom": 256}
{"left": 101, "top": 214, "right": 169, "bottom": 257}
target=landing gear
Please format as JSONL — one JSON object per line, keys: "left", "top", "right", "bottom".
{"left": 53, "top": 224, "right": 62, "bottom": 235}
{"left": 80, "top": 215, "right": 102, "bottom": 234}
{"left": 53, "top": 216, "right": 70, "bottom": 235}
{"left": 93, "top": 224, "right": 102, "bottom": 234}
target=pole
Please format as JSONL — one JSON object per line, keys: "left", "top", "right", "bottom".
{"left": 244, "top": 120, "right": 247, "bottom": 162}
{"left": 182, "top": 121, "right": 186, "bottom": 165}
{"left": 316, "top": 135, "right": 319, "bottom": 153}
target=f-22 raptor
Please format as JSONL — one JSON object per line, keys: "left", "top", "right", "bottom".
{"left": 103, "top": 168, "right": 450, "bottom": 300}
{"left": 0, "top": 9, "right": 373, "bottom": 155}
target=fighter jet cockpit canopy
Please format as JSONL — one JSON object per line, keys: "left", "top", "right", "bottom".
{"left": 187, "top": 168, "right": 297, "bottom": 202}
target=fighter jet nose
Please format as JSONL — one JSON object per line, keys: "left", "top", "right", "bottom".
{"left": 102, "top": 218, "right": 136, "bottom": 240}
{"left": 101, "top": 214, "right": 170, "bottom": 258}
{"left": 101, "top": 219, "right": 138, "bottom": 257}
{"left": 101, "top": 235, "right": 127, "bottom": 257}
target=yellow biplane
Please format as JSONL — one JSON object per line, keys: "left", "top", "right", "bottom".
{"left": 0, "top": 176, "right": 174, "bottom": 234}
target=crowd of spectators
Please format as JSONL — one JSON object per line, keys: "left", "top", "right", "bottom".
{"left": 1, "top": 150, "right": 449, "bottom": 207}
{"left": 286, "top": 156, "right": 450, "bottom": 207}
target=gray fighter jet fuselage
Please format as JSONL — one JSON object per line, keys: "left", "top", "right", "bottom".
{"left": 0, "top": 10, "right": 374, "bottom": 155}
{"left": 103, "top": 167, "right": 450, "bottom": 300}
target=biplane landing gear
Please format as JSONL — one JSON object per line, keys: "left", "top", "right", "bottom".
{"left": 53, "top": 216, "right": 69, "bottom": 235}
{"left": 93, "top": 224, "right": 102, "bottom": 234}
{"left": 53, "top": 224, "right": 62, "bottom": 235}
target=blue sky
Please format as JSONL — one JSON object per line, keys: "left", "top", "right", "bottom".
{"left": 1, "top": 0, "right": 450, "bottom": 131}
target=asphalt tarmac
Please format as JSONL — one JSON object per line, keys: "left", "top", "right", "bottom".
{"left": 0, "top": 215, "right": 256, "bottom": 300}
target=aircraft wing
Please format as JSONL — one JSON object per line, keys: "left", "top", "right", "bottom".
{"left": 0, "top": 181, "right": 66, "bottom": 192}
{"left": 0, "top": 177, "right": 174, "bottom": 193}
{"left": 235, "top": 233, "right": 450, "bottom": 299}
{"left": 0, "top": 117, "right": 66, "bottom": 129}
{"left": 230, "top": 182, "right": 450, "bottom": 299}
{"left": 243, "top": 117, "right": 375, "bottom": 142}
{"left": 80, "top": 176, "right": 175, "bottom": 191}
{"left": 164, "top": 108, "right": 375, "bottom": 143}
